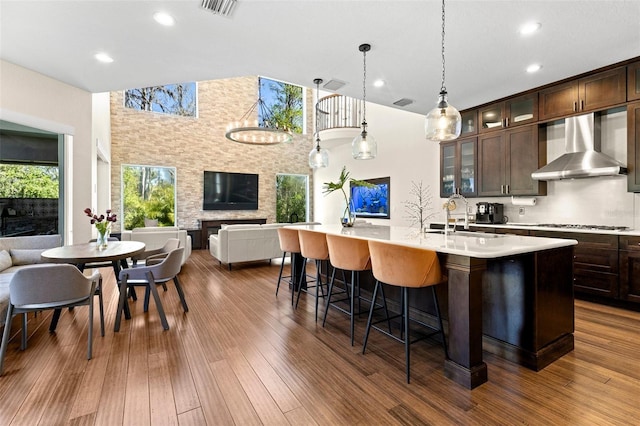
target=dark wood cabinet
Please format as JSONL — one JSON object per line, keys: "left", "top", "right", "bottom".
{"left": 620, "top": 236, "right": 640, "bottom": 303}
{"left": 533, "top": 231, "right": 619, "bottom": 299}
{"left": 538, "top": 67, "right": 627, "bottom": 121}
{"left": 477, "top": 125, "right": 545, "bottom": 196}
{"left": 627, "top": 60, "right": 640, "bottom": 101}
{"left": 479, "top": 93, "right": 538, "bottom": 132}
{"left": 200, "top": 218, "right": 267, "bottom": 248}
{"left": 628, "top": 101, "right": 640, "bottom": 192}
{"left": 459, "top": 109, "right": 478, "bottom": 136}
{"left": 439, "top": 137, "right": 477, "bottom": 198}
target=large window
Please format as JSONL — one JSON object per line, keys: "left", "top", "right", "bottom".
{"left": 259, "top": 77, "right": 304, "bottom": 134}
{"left": 0, "top": 164, "right": 59, "bottom": 198}
{"left": 124, "top": 83, "right": 197, "bottom": 117}
{"left": 276, "top": 174, "right": 308, "bottom": 223}
{"left": 121, "top": 165, "right": 176, "bottom": 230}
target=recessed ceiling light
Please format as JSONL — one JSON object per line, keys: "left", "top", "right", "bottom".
{"left": 153, "top": 12, "right": 175, "bottom": 26}
{"left": 519, "top": 22, "right": 541, "bottom": 36}
{"left": 94, "top": 53, "right": 114, "bottom": 63}
{"left": 373, "top": 79, "right": 385, "bottom": 88}
{"left": 526, "top": 63, "right": 542, "bottom": 73}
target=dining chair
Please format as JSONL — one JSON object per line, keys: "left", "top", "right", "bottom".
{"left": 362, "top": 240, "right": 448, "bottom": 383}
{"left": 115, "top": 247, "right": 187, "bottom": 331}
{"left": 0, "top": 264, "right": 102, "bottom": 375}
{"left": 275, "top": 227, "right": 302, "bottom": 303}
{"left": 296, "top": 229, "right": 330, "bottom": 322}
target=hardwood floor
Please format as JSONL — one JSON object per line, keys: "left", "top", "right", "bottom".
{"left": 1, "top": 250, "right": 639, "bottom": 425}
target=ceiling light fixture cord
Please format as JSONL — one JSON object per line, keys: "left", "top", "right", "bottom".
{"left": 351, "top": 43, "right": 377, "bottom": 159}
{"left": 315, "top": 79, "right": 321, "bottom": 150}
{"left": 362, "top": 46, "right": 367, "bottom": 125}
{"left": 440, "top": 0, "right": 446, "bottom": 93}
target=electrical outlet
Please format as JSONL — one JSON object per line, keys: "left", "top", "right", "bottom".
{"left": 519, "top": 207, "right": 525, "bottom": 215}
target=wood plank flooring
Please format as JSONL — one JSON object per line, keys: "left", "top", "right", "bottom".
{"left": 1, "top": 250, "right": 639, "bottom": 425}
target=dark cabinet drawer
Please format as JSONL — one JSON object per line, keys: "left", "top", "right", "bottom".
{"left": 620, "top": 236, "right": 640, "bottom": 251}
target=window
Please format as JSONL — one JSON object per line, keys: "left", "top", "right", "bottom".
{"left": 121, "top": 165, "right": 176, "bottom": 230}
{"left": 259, "top": 77, "right": 304, "bottom": 134}
{"left": 276, "top": 174, "right": 308, "bottom": 223}
{"left": 124, "top": 83, "right": 197, "bottom": 117}
{"left": 0, "top": 164, "right": 59, "bottom": 198}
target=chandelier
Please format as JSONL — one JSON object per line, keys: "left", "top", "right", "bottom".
{"left": 225, "top": 78, "right": 294, "bottom": 145}
{"left": 425, "top": 0, "right": 461, "bottom": 141}
{"left": 309, "top": 78, "right": 329, "bottom": 168}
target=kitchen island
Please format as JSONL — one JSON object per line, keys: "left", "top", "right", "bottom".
{"left": 290, "top": 224, "right": 577, "bottom": 389}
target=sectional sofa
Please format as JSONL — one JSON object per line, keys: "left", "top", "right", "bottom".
{"left": 0, "top": 234, "right": 63, "bottom": 326}
{"left": 209, "top": 222, "right": 319, "bottom": 270}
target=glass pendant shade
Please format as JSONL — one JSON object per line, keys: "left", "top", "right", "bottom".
{"left": 351, "top": 125, "right": 377, "bottom": 160}
{"left": 425, "top": 91, "right": 462, "bottom": 141}
{"left": 309, "top": 139, "right": 329, "bottom": 168}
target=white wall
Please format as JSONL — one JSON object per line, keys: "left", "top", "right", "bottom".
{"left": 0, "top": 60, "right": 94, "bottom": 243}
{"left": 92, "top": 92, "right": 112, "bottom": 226}
{"left": 314, "top": 102, "right": 640, "bottom": 230}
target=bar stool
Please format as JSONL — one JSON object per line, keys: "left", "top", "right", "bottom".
{"left": 296, "top": 229, "right": 330, "bottom": 322}
{"left": 276, "top": 227, "right": 302, "bottom": 305}
{"left": 324, "top": 233, "right": 387, "bottom": 346}
{"left": 363, "top": 240, "right": 448, "bottom": 383}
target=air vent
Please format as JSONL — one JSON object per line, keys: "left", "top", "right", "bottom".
{"left": 323, "top": 79, "right": 346, "bottom": 91}
{"left": 201, "top": 0, "right": 237, "bottom": 17}
{"left": 393, "top": 98, "right": 414, "bottom": 107}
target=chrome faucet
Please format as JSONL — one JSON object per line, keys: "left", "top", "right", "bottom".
{"left": 443, "top": 193, "right": 469, "bottom": 235}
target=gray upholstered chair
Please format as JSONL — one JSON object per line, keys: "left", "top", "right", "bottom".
{"left": 115, "top": 247, "right": 187, "bottom": 331}
{"left": 131, "top": 237, "right": 180, "bottom": 267}
{"left": 0, "top": 264, "right": 102, "bottom": 375}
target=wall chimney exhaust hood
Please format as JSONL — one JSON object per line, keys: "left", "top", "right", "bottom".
{"left": 531, "top": 113, "right": 627, "bottom": 180}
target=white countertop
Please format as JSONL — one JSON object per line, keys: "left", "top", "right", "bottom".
{"left": 287, "top": 224, "right": 577, "bottom": 259}
{"left": 466, "top": 222, "right": 640, "bottom": 237}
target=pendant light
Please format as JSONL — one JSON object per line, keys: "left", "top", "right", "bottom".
{"left": 309, "top": 78, "right": 329, "bottom": 168}
{"left": 425, "top": 0, "right": 461, "bottom": 141}
{"left": 352, "top": 43, "right": 377, "bottom": 160}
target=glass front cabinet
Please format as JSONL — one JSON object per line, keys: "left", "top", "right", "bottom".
{"left": 440, "top": 137, "right": 477, "bottom": 198}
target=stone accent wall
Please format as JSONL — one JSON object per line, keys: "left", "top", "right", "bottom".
{"left": 109, "top": 76, "right": 314, "bottom": 232}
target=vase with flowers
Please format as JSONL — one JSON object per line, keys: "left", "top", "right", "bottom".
{"left": 84, "top": 208, "right": 117, "bottom": 250}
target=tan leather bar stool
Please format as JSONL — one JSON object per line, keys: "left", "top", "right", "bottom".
{"left": 324, "top": 233, "right": 388, "bottom": 346}
{"left": 276, "top": 227, "right": 302, "bottom": 305}
{"left": 296, "top": 229, "right": 330, "bottom": 321}
{"left": 363, "top": 240, "right": 448, "bottom": 383}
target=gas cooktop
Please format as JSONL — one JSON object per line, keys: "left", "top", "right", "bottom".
{"left": 534, "top": 224, "right": 630, "bottom": 231}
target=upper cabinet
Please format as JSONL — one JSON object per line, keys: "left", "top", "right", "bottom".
{"left": 479, "top": 93, "right": 538, "bottom": 132}
{"left": 538, "top": 67, "right": 627, "bottom": 121}
{"left": 460, "top": 109, "right": 478, "bottom": 136}
{"left": 440, "top": 137, "right": 477, "bottom": 198}
{"left": 628, "top": 101, "right": 640, "bottom": 192}
{"left": 628, "top": 60, "right": 640, "bottom": 101}
{"left": 477, "top": 124, "right": 546, "bottom": 197}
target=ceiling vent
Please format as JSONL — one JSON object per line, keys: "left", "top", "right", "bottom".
{"left": 201, "top": 0, "right": 237, "bottom": 17}
{"left": 323, "top": 79, "right": 346, "bottom": 91}
{"left": 393, "top": 98, "right": 414, "bottom": 107}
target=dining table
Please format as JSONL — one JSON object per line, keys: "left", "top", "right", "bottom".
{"left": 41, "top": 240, "right": 146, "bottom": 329}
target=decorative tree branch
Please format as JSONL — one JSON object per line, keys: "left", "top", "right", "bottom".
{"left": 402, "top": 181, "right": 438, "bottom": 230}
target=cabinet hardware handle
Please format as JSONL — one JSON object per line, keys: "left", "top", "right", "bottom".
{"left": 505, "top": 117, "right": 509, "bottom": 127}
{"left": 506, "top": 184, "right": 510, "bottom": 194}
{"left": 581, "top": 100, "right": 584, "bottom": 111}
{"left": 573, "top": 102, "right": 577, "bottom": 112}
{"left": 501, "top": 185, "right": 504, "bottom": 194}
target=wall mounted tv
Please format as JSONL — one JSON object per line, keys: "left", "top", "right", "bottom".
{"left": 203, "top": 171, "right": 259, "bottom": 210}
{"left": 350, "top": 176, "right": 390, "bottom": 219}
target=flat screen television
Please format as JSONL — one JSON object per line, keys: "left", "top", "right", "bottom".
{"left": 350, "top": 176, "right": 390, "bottom": 219}
{"left": 203, "top": 171, "right": 259, "bottom": 210}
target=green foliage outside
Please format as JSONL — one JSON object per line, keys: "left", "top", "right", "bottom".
{"left": 0, "top": 164, "right": 59, "bottom": 198}
{"left": 276, "top": 174, "right": 307, "bottom": 223}
{"left": 122, "top": 165, "right": 176, "bottom": 230}
{"left": 260, "top": 78, "right": 303, "bottom": 134}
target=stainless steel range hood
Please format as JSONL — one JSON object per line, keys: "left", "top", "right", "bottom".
{"left": 531, "top": 113, "right": 627, "bottom": 180}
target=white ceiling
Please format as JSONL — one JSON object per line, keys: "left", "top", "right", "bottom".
{"left": 1, "top": 0, "right": 639, "bottom": 115}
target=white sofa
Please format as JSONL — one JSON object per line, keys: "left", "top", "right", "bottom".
{"left": 209, "top": 223, "right": 319, "bottom": 270}
{"left": 0, "top": 234, "right": 63, "bottom": 326}
{"left": 120, "top": 226, "right": 191, "bottom": 265}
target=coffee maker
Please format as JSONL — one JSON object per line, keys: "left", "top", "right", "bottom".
{"left": 476, "top": 202, "right": 504, "bottom": 224}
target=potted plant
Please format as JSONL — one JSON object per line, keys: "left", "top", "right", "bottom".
{"left": 323, "top": 166, "right": 374, "bottom": 227}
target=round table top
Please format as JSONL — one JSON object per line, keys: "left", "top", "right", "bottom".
{"left": 41, "top": 241, "right": 146, "bottom": 264}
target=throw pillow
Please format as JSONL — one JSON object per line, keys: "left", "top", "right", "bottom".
{"left": 10, "top": 249, "right": 46, "bottom": 266}
{"left": 0, "top": 250, "right": 12, "bottom": 272}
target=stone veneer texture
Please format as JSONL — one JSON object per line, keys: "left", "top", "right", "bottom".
{"left": 110, "top": 76, "right": 314, "bottom": 231}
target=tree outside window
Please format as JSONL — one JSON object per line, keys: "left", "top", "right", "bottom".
{"left": 276, "top": 174, "right": 308, "bottom": 223}
{"left": 124, "top": 83, "right": 197, "bottom": 117}
{"left": 122, "top": 165, "right": 176, "bottom": 230}
{"left": 0, "top": 164, "right": 59, "bottom": 198}
{"left": 259, "top": 77, "right": 303, "bottom": 134}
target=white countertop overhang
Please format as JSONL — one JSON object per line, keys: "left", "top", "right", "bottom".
{"left": 287, "top": 224, "right": 577, "bottom": 259}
